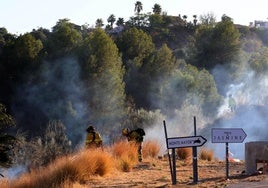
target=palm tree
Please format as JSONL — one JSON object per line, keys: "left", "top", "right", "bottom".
{"left": 95, "top": 18, "right": 104, "bottom": 28}
{"left": 193, "top": 15, "right": 197, "bottom": 26}
{"left": 107, "top": 14, "right": 116, "bottom": 28}
{"left": 152, "top": 3, "right": 161, "bottom": 15}
{"left": 116, "top": 17, "right": 125, "bottom": 26}
{"left": 134, "top": 1, "right": 143, "bottom": 15}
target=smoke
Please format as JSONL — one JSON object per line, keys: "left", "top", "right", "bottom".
{"left": 205, "top": 61, "right": 268, "bottom": 160}
{"left": 0, "top": 165, "right": 27, "bottom": 179}
{"left": 145, "top": 49, "right": 268, "bottom": 160}
{"left": 13, "top": 57, "right": 88, "bottom": 146}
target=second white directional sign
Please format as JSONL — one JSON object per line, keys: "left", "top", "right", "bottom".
{"left": 211, "top": 128, "right": 247, "bottom": 143}
{"left": 167, "top": 136, "right": 207, "bottom": 149}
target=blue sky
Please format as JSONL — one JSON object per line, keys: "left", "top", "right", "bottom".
{"left": 1, "top": 0, "right": 268, "bottom": 34}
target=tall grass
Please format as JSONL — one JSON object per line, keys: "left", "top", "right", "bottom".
{"left": 110, "top": 140, "right": 138, "bottom": 172}
{"left": 176, "top": 147, "right": 192, "bottom": 161}
{"left": 142, "top": 140, "right": 161, "bottom": 158}
{"left": 199, "top": 148, "right": 214, "bottom": 161}
{"left": 0, "top": 139, "right": 161, "bottom": 188}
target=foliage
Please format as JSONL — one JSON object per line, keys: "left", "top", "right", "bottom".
{"left": 13, "top": 120, "right": 72, "bottom": 168}
{"left": 0, "top": 103, "right": 16, "bottom": 167}
{"left": 192, "top": 14, "right": 241, "bottom": 70}
{"left": 249, "top": 47, "right": 268, "bottom": 74}
{"left": 0, "top": 3, "right": 267, "bottom": 159}
{"left": 116, "top": 27, "right": 154, "bottom": 67}
{"left": 80, "top": 28, "right": 126, "bottom": 132}
{"left": 49, "top": 18, "right": 82, "bottom": 57}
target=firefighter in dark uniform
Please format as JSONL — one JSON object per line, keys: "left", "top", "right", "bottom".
{"left": 85, "top": 125, "right": 103, "bottom": 149}
{"left": 122, "top": 128, "right": 145, "bottom": 162}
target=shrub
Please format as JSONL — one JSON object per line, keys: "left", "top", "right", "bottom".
{"left": 110, "top": 140, "right": 138, "bottom": 172}
{"left": 199, "top": 148, "right": 214, "bottom": 161}
{"left": 142, "top": 140, "right": 161, "bottom": 158}
{"left": 176, "top": 147, "right": 192, "bottom": 160}
{"left": 13, "top": 120, "right": 72, "bottom": 169}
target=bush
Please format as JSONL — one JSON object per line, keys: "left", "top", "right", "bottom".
{"left": 142, "top": 140, "right": 161, "bottom": 158}
{"left": 13, "top": 120, "right": 72, "bottom": 168}
{"left": 199, "top": 148, "right": 214, "bottom": 161}
{"left": 176, "top": 147, "right": 192, "bottom": 160}
{"left": 110, "top": 140, "right": 138, "bottom": 172}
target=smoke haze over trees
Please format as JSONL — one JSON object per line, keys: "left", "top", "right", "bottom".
{"left": 1, "top": 2, "right": 268, "bottom": 167}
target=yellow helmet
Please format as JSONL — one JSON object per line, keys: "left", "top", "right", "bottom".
{"left": 122, "top": 128, "right": 129, "bottom": 136}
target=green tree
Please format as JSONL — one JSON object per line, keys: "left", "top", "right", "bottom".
{"left": 116, "top": 27, "right": 154, "bottom": 67}
{"left": 193, "top": 15, "right": 198, "bottom": 26}
{"left": 107, "top": 14, "right": 116, "bottom": 28}
{"left": 152, "top": 3, "right": 162, "bottom": 15}
{"left": 134, "top": 1, "right": 143, "bottom": 15}
{"left": 95, "top": 18, "right": 104, "bottom": 28}
{"left": 2, "top": 33, "right": 43, "bottom": 84}
{"left": 49, "top": 19, "right": 82, "bottom": 57}
{"left": 80, "top": 29, "right": 126, "bottom": 134}
{"left": 192, "top": 14, "right": 241, "bottom": 70}
{"left": 0, "top": 103, "right": 16, "bottom": 167}
{"left": 145, "top": 43, "right": 175, "bottom": 77}
{"left": 199, "top": 12, "right": 216, "bottom": 27}
{"left": 249, "top": 47, "right": 268, "bottom": 74}
{"left": 14, "top": 33, "right": 43, "bottom": 60}
{"left": 116, "top": 17, "right": 125, "bottom": 26}
{"left": 143, "top": 44, "right": 176, "bottom": 110}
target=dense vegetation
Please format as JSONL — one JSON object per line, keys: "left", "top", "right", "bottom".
{"left": 1, "top": 2, "right": 268, "bottom": 169}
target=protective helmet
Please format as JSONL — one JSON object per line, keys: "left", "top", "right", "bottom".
{"left": 122, "top": 128, "right": 129, "bottom": 136}
{"left": 86, "top": 125, "right": 95, "bottom": 132}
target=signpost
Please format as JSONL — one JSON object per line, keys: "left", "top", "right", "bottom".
{"left": 167, "top": 136, "right": 207, "bottom": 149}
{"left": 211, "top": 128, "right": 247, "bottom": 179}
{"left": 212, "top": 128, "right": 247, "bottom": 143}
{"left": 163, "top": 119, "right": 207, "bottom": 185}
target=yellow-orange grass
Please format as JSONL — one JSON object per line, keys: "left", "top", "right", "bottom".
{"left": 176, "top": 147, "right": 192, "bottom": 161}
{"left": 0, "top": 140, "right": 162, "bottom": 188}
{"left": 72, "top": 148, "right": 115, "bottom": 179}
{"left": 1, "top": 148, "right": 114, "bottom": 188}
{"left": 110, "top": 140, "right": 138, "bottom": 172}
{"left": 4, "top": 156, "right": 78, "bottom": 188}
{"left": 199, "top": 148, "right": 214, "bottom": 161}
{"left": 142, "top": 140, "right": 161, "bottom": 158}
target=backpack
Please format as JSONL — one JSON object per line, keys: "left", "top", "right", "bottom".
{"left": 135, "top": 128, "right": 145, "bottom": 142}
{"left": 135, "top": 128, "right": 145, "bottom": 136}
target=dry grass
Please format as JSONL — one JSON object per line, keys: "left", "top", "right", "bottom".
{"left": 142, "top": 140, "right": 161, "bottom": 158}
{"left": 199, "top": 147, "right": 214, "bottom": 161}
{"left": 110, "top": 140, "right": 138, "bottom": 172}
{"left": 0, "top": 139, "right": 161, "bottom": 188}
{"left": 176, "top": 147, "right": 192, "bottom": 161}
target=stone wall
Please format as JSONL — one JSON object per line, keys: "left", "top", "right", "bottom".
{"left": 245, "top": 141, "right": 268, "bottom": 174}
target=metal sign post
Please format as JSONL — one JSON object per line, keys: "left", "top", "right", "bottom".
{"left": 226, "top": 142, "right": 229, "bottom": 179}
{"left": 163, "top": 119, "right": 207, "bottom": 185}
{"left": 163, "top": 120, "right": 176, "bottom": 185}
{"left": 211, "top": 128, "right": 247, "bottom": 179}
{"left": 193, "top": 116, "right": 198, "bottom": 184}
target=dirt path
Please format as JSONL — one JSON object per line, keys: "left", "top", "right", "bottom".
{"left": 83, "top": 159, "right": 268, "bottom": 187}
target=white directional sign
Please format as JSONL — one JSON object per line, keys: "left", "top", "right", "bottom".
{"left": 211, "top": 128, "right": 247, "bottom": 143}
{"left": 167, "top": 136, "right": 207, "bottom": 149}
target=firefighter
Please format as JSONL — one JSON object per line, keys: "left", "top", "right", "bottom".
{"left": 85, "top": 125, "right": 103, "bottom": 149}
{"left": 228, "top": 94, "right": 236, "bottom": 112}
{"left": 122, "top": 127, "right": 145, "bottom": 162}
